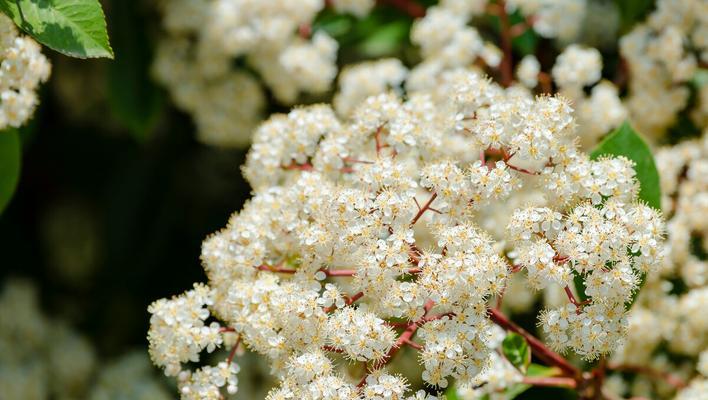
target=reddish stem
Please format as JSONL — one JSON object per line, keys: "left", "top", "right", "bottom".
{"left": 323, "top": 345, "right": 344, "bottom": 353}
{"left": 282, "top": 162, "right": 314, "bottom": 171}
{"left": 538, "top": 72, "right": 553, "bottom": 94}
{"left": 488, "top": 308, "right": 579, "bottom": 377}
{"left": 227, "top": 336, "right": 241, "bottom": 365}
{"left": 403, "top": 338, "right": 423, "bottom": 350}
{"left": 324, "top": 291, "right": 364, "bottom": 313}
{"left": 374, "top": 126, "right": 385, "bottom": 156}
{"left": 523, "top": 376, "right": 577, "bottom": 388}
{"left": 410, "top": 192, "right": 437, "bottom": 226}
{"left": 495, "top": 0, "right": 514, "bottom": 87}
{"left": 377, "top": 0, "right": 425, "bottom": 18}
{"left": 298, "top": 23, "right": 312, "bottom": 39}
{"left": 505, "top": 161, "right": 542, "bottom": 175}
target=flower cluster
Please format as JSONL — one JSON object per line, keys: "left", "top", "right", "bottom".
{"left": 506, "top": 0, "right": 587, "bottom": 42}
{"left": 599, "top": 131, "right": 708, "bottom": 399}
{"left": 147, "top": 67, "right": 664, "bottom": 398}
{"left": 0, "top": 14, "right": 50, "bottom": 130}
{"left": 153, "top": 0, "right": 336, "bottom": 146}
{"left": 620, "top": 0, "right": 707, "bottom": 138}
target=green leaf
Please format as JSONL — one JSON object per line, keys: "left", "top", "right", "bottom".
{"left": 357, "top": 20, "right": 410, "bottom": 57}
{"left": 587, "top": 121, "right": 662, "bottom": 308}
{"left": 502, "top": 332, "right": 531, "bottom": 374}
{"left": 614, "top": 0, "right": 654, "bottom": 33}
{"left": 512, "top": 28, "right": 539, "bottom": 56}
{"left": 444, "top": 385, "right": 460, "bottom": 400}
{"left": 0, "top": 0, "right": 113, "bottom": 59}
{"left": 107, "top": 0, "right": 163, "bottom": 141}
{"left": 692, "top": 68, "right": 708, "bottom": 88}
{"left": 0, "top": 129, "right": 21, "bottom": 215}
{"left": 573, "top": 273, "right": 589, "bottom": 303}
{"left": 590, "top": 121, "right": 661, "bottom": 212}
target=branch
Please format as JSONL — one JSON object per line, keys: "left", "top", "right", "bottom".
{"left": 494, "top": 0, "right": 514, "bottom": 87}
{"left": 488, "top": 308, "right": 579, "bottom": 377}
{"left": 410, "top": 192, "right": 437, "bottom": 226}
{"left": 377, "top": 0, "right": 426, "bottom": 18}
{"left": 227, "top": 336, "right": 241, "bottom": 365}
{"left": 522, "top": 376, "right": 577, "bottom": 388}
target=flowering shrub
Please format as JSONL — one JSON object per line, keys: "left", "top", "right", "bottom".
{"left": 4, "top": 0, "right": 708, "bottom": 399}
{"left": 148, "top": 66, "right": 667, "bottom": 398}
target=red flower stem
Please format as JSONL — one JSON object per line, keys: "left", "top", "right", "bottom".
{"left": 488, "top": 308, "right": 579, "bottom": 378}
{"left": 522, "top": 376, "right": 577, "bottom": 388}
{"left": 227, "top": 336, "right": 241, "bottom": 365}
{"left": 504, "top": 161, "right": 542, "bottom": 175}
{"left": 495, "top": 0, "right": 514, "bottom": 87}
{"left": 374, "top": 125, "right": 385, "bottom": 156}
{"left": 538, "top": 72, "right": 553, "bottom": 94}
{"left": 322, "top": 345, "right": 344, "bottom": 353}
{"left": 402, "top": 338, "right": 423, "bottom": 350}
{"left": 564, "top": 285, "right": 580, "bottom": 307}
{"left": 324, "top": 291, "right": 364, "bottom": 313}
{"left": 377, "top": 0, "right": 426, "bottom": 18}
{"left": 410, "top": 192, "right": 437, "bottom": 226}
{"left": 281, "top": 162, "right": 314, "bottom": 171}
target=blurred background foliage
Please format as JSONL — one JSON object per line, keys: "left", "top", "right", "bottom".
{"left": 0, "top": 0, "right": 694, "bottom": 398}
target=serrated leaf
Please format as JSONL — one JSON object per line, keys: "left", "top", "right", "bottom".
{"left": 0, "top": 129, "right": 21, "bottom": 214}
{"left": 502, "top": 332, "right": 531, "bottom": 373}
{"left": 0, "top": 0, "right": 113, "bottom": 59}
{"left": 582, "top": 121, "right": 662, "bottom": 308}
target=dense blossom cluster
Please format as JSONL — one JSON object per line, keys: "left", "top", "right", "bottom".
{"left": 598, "top": 131, "right": 708, "bottom": 399}
{"left": 0, "top": 14, "right": 50, "bottom": 130}
{"left": 153, "top": 0, "right": 336, "bottom": 146}
{"left": 620, "top": 0, "right": 707, "bottom": 138}
{"left": 147, "top": 68, "right": 664, "bottom": 398}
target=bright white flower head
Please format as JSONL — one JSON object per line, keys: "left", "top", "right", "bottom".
{"left": 0, "top": 14, "right": 50, "bottom": 129}
{"left": 552, "top": 44, "right": 602, "bottom": 90}
{"left": 148, "top": 69, "right": 664, "bottom": 397}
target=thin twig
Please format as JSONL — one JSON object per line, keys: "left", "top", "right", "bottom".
{"left": 410, "top": 192, "right": 437, "bottom": 226}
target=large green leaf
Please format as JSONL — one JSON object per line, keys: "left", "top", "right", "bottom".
{"left": 574, "top": 121, "right": 662, "bottom": 306}
{"left": 0, "top": 0, "right": 113, "bottom": 58}
{"left": 107, "top": 0, "right": 163, "bottom": 141}
{"left": 0, "top": 129, "right": 21, "bottom": 214}
{"left": 590, "top": 121, "right": 661, "bottom": 210}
